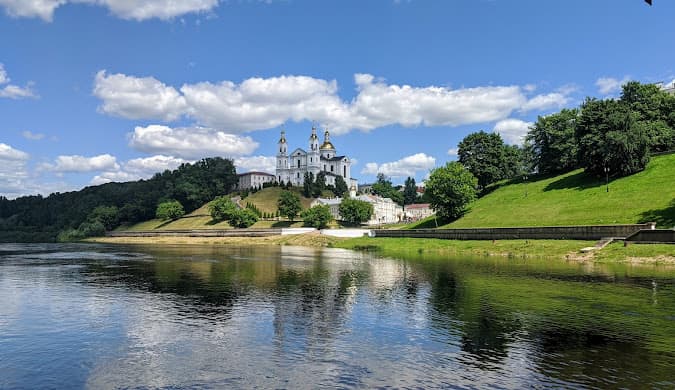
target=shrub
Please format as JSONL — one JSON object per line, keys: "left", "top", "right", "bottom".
{"left": 301, "top": 205, "right": 333, "bottom": 229}
{"left": 209, "top": 196, "right": 238, "bottom": 222}
{"left": 156, "top": 200, "right": 185, "bottom": 221}
{"left": 228, "top": 208, "right": 258, "bottom": 228}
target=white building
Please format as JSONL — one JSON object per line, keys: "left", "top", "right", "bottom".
{"left": 237, "top": 171, "right": 275, "bottom": 190}
{"left": 404, "top": 203, "right": 435, "bottom": 221}
{"left": 311, "top": 194, "right": 403, "bottom": 225}
{"left": 276, "top": 127, "right": 357, "bottom": 190}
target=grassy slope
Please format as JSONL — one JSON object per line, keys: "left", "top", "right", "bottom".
{"left": 414, "top": 153, "right": 674, "bottom": 229}
{"left": 243, "top": 187, "right": 314, "bottom": 214}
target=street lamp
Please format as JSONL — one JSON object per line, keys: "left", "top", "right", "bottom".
{"left": 604, "top": 166, "right": 610, "bottom": 192}
{"left": 523, "top": 174, "right": 528, "bottom": 197}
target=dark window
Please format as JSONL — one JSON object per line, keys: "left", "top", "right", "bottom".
{"left": 297, "top": 172, "right": 300, "bottom": 178}
{"left": 297, "top": 160, "right": 300, "bottom": 168}
{"left": 323, "top": 164, "right": 326, "bottom": 171}
{"left": 344, "top": 166, "right": 346, "bottom": 177}
{"left": 331, "top": 165, "right": 334, "bottom": 172}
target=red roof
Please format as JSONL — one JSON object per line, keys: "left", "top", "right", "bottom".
{"left": 406, "top": 203, "right": 430, "bottom": 209}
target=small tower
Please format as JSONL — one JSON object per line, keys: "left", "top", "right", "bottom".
{"left": 308, "top": 126, "right": 321, "bottom": 174}
{"left": 320, "top": 129, "right": 336, "bottom": 159}
{"left": 276, "top": 130, "right": 289, "bottom": 183}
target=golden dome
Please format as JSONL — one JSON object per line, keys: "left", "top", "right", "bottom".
{"left": 320, "top": 141, "right": 335, "bottom": 150}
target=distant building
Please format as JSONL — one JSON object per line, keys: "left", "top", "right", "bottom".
{"left": 276, "top": 127, "right": 357, "bottom": 190}
{"left": 238, "top": 171, "right": 275, "bottom": 190}
{"left": 311, "top": 194, "right": 403, "bottom": 225}
{"left": 404, "top": 203, "right": 435, "bottom": 221}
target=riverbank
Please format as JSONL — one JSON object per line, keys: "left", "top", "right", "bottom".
{"left": 88, "top": 234, "right": 675, "bottom": 264}
{"left": 86, "top": 232, "right": 339, "bottom": 247}
{"left": 332, "top": 237, "right": 675, "bottom": 264}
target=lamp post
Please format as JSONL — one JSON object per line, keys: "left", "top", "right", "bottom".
{"left": 523, "top": 174, "right": 528, "bottom": 197}
{"left": 604, "top": 166, "right": 610, "bottom": 192}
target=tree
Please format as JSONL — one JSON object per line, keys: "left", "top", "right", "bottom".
{"left": 312, "top": 172, "right": 326, "bottom": 197}
{"left": 526, "top": 108, "right": 579, "bottom": 175}
{"left": 576, "top": 98, "right": 650, "bottom": 178}
{"left": 371, "top": 173, "right": 404, "bottom": 205}
{"left": 88, "top": 205, "right": 119, "bottom": 231}
{"left": 155, "top": 200, "right": 185, "bottom": 221}
{"left": 458, "top": 131, "right": 508, "bottom": 190}
{"left": 301, "top": 205, "right": 333, "bottom": 229}
{"left": 208, "top": 196, "right": 238, "bottom": 222}
{"left": 228, "top": 208, "right": 258, "bottom": 228}
{"left": 425, "top": 162, "right": 478, "bottom": 220}
{"left": 277, "top": 190, "right": 302, "bottom": 221}
{"left": 620, "top": 81, "right": 675, "bottom": 152}
{"left": 403, "top": 177, "right": 417, "bottom": 205}
{"left": 302, "top": 172, "right": 314, "bottom": 198}
{"left": 338, "top": 198, "right": 373, "bottom": 225}
{"left": 334, "top": 175, "right": 348, "bottom": 198}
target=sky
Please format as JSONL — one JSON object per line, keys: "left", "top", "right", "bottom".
{"left": 0, "top": 0, "right": 673, "bottom": 198}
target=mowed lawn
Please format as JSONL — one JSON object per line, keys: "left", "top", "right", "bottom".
{"left": 244, "top": 187, "right": 314, "bottom": 214}
{"left": 441, "top": 153, "right": 675, "bottom": 228}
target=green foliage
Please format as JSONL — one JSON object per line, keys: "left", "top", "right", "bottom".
{"left": 208, "top": 196, "right": 238, "bottom": 222}
{"left": 458, "top": 131, "right": 514, "bottom": 190}
{"left": 277, "top": 190, "right": 302, "bottom": 221}
{"left": 228, "top": 208, "right": 259, "bottom": 228}
{"left": 403, "top": 177, "right": 417, "bottom": 205}
{"left": 246, "top": 202, "right": 262, "bottom": 217}
{"left": 57, "top": 220, "right": 106, "bottom": 242}
{"left": 526, "top": 108, "right": 580, "bottom": 175}
{"left": 372, "top": 173, "right": 404, "bottom": 205}
{"left": 88, "top": 205, "right": 119, "bottom": 231}
{"left": 301, "top": 205, "right": 333, "bottom": 229}
{"left": 620, "top": 81, "right": 675, "bottom": 152}
{"left": 303, "top": 172, "right": 315, "bottom": 198}
{"left": 156, "top": 200, "right": 185, "bottom": 221}
{"left": 313, "top": 172, "right": 326, "bottom": 197}
{"left": 576, "top": 98, "right": 650, "bottom": 178}
{"left": 334, "top": 175, "right": 348, "bottom": 198}
{"left": 425, "top": 162, "right": 478, "bottom": 220}
{"left": 339, "top": 198, "right": 374, "bottom": 225}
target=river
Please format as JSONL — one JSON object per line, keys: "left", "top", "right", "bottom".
{"left": 1, "top": 243, "right": 674, "bottom": 389}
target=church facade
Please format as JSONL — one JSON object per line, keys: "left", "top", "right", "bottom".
{"left": 275, "top": 127, "right": 357, "bottom": 190}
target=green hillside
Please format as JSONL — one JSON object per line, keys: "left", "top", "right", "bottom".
{"left": 418, "top": 153, "right": 675, "bottom": 228}
{"left": 244, "top": 187, "right": 315, "bottom": 214}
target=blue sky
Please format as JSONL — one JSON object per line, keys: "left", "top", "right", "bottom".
{"left": 0, "top": 0, "right": 672, "bottom": 198}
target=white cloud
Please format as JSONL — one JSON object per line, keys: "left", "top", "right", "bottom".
{"left": 42, "top": 154, "right": 119, "bottom": 173}
{"left": 447, "top": 148, "right": 458, "bottom": 156}
{"left": 90, "top": 155, "right": 190, "bottom": 185}
{"left": 493, "top": 118, "right": 533, "bottom": 145}
{"left": 128, "top": 124, "right": 259, "bottom": 159}
{"left": 521, "top": 92, "right": 569, "bottom": 112}
{"left": 0, "top": 143, "right": 29, "bottom": 160}
{"left": 94, "top": 71, "right": 574, "bottom": 135}
{"left": 0, "top": 64, "right": 37, "bottom": 99}
{"left": 234, "top": 155, "right": 276, "bottom": 174}
{"left": 21, "top": 130, "right": 45, "bottom": 140}
{"left": 94, "top": 71, "right": 187, "bottom": 121}
{"left": 361, "top": 153, "right": 436, "bottom": 178}
{"left": 0, "top": 0, "right": 219, "bottom": 22}
{"left": 595, "top": 76, "right": 630, "bottom": 95}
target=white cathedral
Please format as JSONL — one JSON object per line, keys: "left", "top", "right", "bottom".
{"left": 276, "top": 127, "right": 358, "bottom": 191}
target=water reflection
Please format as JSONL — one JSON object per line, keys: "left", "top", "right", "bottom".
{"left": 0, "top": 243, "right": 673, "bottom": 389}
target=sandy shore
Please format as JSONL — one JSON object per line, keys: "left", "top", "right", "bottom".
{"left": 86, "top": 232, "right": 342, "bottom": 247}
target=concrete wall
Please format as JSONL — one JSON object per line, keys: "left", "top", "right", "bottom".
{"left": 625, "top": 229, "right": 675, "bottom": 244}
{"left": 108, "top": 229, "right": 281, "bottom": 238}
{"left": 373, "top": 223, "right": 656, "bottom": 241}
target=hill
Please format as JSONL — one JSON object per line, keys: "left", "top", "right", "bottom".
{"left": 414, "top": 153, "right": 675, "bottom": 229}
{"left": 243, "top": 187, "right": 315, "bottom": 214}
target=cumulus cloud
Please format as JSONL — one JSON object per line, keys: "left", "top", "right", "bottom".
{"left": 0, "top": 143, "right": 30, "bottom": 198}
{"left": 94, "top": 71, "right": 187, "bottom": 121}
{"left": 90, "top": 155, "right": 190, "bottom": 185}
{"left": 42, "top": 154, "right": 119, "bottom": 173}
{"left": 447, "top": 148, "right": 458, "bottom": 156}
{"left": 0, "top": 143, "right": 29, "bottom": 160}
{"left": 520, "top": 92, "right": 569, "bottom": 112}
{"left": 93, "top": 71, "right": 574, "bottom": 135}
{"left": 493, "top": 118, "right": 533, "bottom": 145}
{"left": 361, "top": 153, "right": 436, "bottom": 178}
{"left": 21, "top": 130, "right": 45, "bottom": 140}
{"left": 596, "top": 76, "right": 630, "bottom": 95}
{"left": 234, "top": 155, "right": 276, "bottom": 174}
{"left": 128, "top": 124, "right": 258, "bottom": 159}
{"left": 0, "top": 0, "right": 219, "bottom": 22}
{"left": 0, "top": 64, "right": 37, "bottom": 99}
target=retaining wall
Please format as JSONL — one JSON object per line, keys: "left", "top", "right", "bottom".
{"left": 373, "top": 223, "right": 656, "bottom": 241}
{"left": 625, "top": 229, "right": 675, "bottom": 244}
{"left": 107, "top": 229, "right": 281, "bottom": 238}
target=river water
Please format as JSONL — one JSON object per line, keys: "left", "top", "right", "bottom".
{"left": 0, "top": 243, "right": 674, "bottom": 389}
